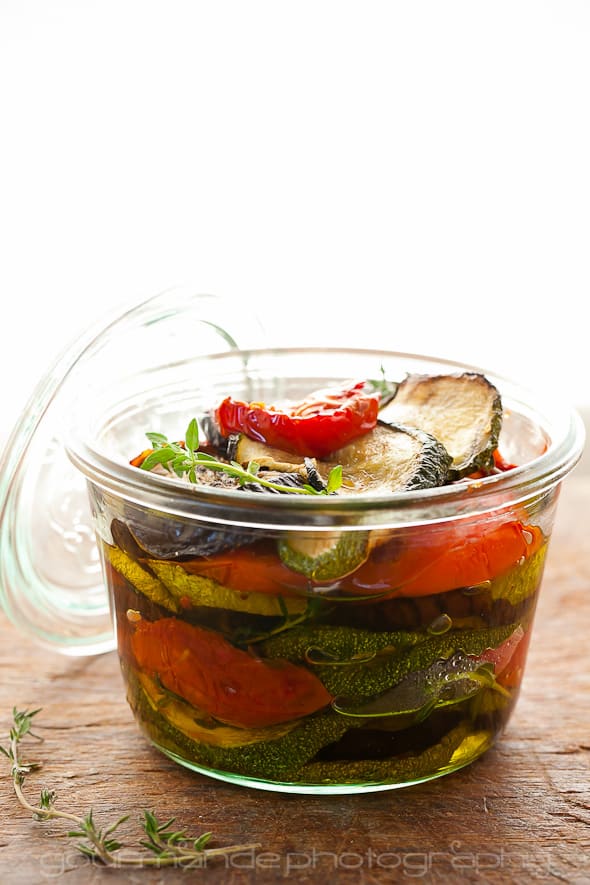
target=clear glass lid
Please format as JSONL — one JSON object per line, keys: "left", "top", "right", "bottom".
{"left": 0, "top": 288, "right": 264, "bottom": 655}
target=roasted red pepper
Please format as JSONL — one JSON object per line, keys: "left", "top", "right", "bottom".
{"left": 214, "top": 380, "right": 380, "bottom": 458}
{"left": 183, "top": 543, "right": 310, "bottom": 596}
{"left": 131, "top": 617, "right": 332, "bottom": 728}
{"left": 348, "top": 520, "right": 544, "bottom": 597}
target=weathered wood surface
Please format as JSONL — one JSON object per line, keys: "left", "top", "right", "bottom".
{"left": 1, "top": 478, "right": 589, "bottom": 884}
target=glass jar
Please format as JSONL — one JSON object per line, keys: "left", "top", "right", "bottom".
{"left": 0, "top": 291, "right": 584, "bottom": 794}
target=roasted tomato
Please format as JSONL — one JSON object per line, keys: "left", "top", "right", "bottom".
{"left": 214, "top": 380, "right": 380, "bottom": 458}
{"left": 131, "top": 617, "right": 332, "bottom": 728}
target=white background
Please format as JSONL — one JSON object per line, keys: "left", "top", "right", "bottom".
{"left": 1, "top": 1, "right": 589, "bottom": 451}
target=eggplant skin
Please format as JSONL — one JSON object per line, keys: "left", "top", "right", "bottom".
{"left": 111, "top": 516, "right": 257, "bottom": 561}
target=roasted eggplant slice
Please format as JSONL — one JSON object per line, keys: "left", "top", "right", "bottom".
{"left": 111, "top": 515, "right": 257, "bottom": 560}
{"left": 324, "top": 421, "right": 452, "bottom": 495}
{"left": 380, "top": 372, "right": 503, "bottom": 478}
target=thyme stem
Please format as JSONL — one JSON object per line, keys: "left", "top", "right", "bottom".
{"left": 139, "top": 418, "right": 343, "bottom": 495}
{"left": 2, "top": 708, "right": 260, "bottom": 869}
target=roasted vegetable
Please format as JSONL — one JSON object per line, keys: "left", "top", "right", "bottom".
{"left": 106, "top": 545, "right": 181, "bottom": 613}
{"left": 229, "top": 435, "right": 327, "bottom": 491}
{"left": 298, "top": 721, "right": 476, "bottom": 784}
{"left": 277, "top": 531, "right": 371, "bottom": 581}
{"left": 136, "top": 671, "right": 298, "bottom": 748}
{"left": 260, "top": 621, "right": 518, "bottom": 701}
{"left": 128, "top": 667, "right": 353, "bottom": 781}
{"left": 130, "top": 617, "right": 332, "bottom": 728}
{"left": 111, "top": 516, "right": 256, "bottom": 561}
{"left": 230, "top": 421, "right": 451, "bottom": 497}
{"left": 324, "top": 421, "right": 452, "bottom": 494}
{"left": 332, "top": 654, "right": 495, "bottom": 720}
{"left": 327, "top": 543, "right": 547, "bottom": 633}
{"left": 229, "top": 434, "right": 307, "bottom": 475}
{"left": 130, "top": 665, "right": 476, "bottom": 784}
{"left": 148, "top": 558, "right": 308, "bottom": 616}
{"left": 259, "top": 623, "right": 425, "bottom": 663}
{"left": 215, "top": 380, "right": 380, "bottom": 458}
{"left": 380, "top": 372, "right": 503, "bottom": 478}
{"left": 331, "top": 626, "right": 523, "bottom": 720}
{"left": 341, "top": 520, "right": 544, "bottom": 598}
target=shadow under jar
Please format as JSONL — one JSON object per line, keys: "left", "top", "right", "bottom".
{"left": 70, "top": 347, "right": 582, "bottom": 794}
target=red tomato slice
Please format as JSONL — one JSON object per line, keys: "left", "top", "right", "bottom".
{"left": 214, "top": 380, "right": 380, "bottom": 458}
{"left": 131, "top": 618, "right": 332, "bottom": 728}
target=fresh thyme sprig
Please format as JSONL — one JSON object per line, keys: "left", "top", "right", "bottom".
{"left": 1, "top": 707, "right": 260, "bottom": 869}
{"left": 140, "top": 418, "right": 343, "bottom": 495}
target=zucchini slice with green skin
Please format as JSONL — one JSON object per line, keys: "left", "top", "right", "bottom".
{"left": 128, "top": 665, "right": 353, "bottom": 781}
{"left": 229, "top": 419, "right": 451, "bottom": 496}
{"left": 276, "top": 423, "right": 450, "bottom": 578}
{"left": 325, "top": 421, "right": 452, "bottom": 495}
{"left": 106, "top": 544, "right": 307, "bottom": 616}
{"left": 278, "top": 531, "right": 371, "bottom": 581}
{"left": 380, "top": 372, "right": 503, "bottom": 478}
{"left": 150, "top": 559, "right": 308, "bottom": 615}
{"left": 298, "top": 721, "right": 475, "bottom": 785}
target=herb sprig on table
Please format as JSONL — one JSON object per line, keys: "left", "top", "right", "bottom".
{"left": 1, "top": 707, "right": 260, "bottom": 869}
{"left": 139, "top": 418, "right": 343, "bottom": 495}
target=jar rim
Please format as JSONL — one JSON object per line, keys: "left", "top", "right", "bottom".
{"left": 66, "top": 345, "right": 586, "bottom": 531}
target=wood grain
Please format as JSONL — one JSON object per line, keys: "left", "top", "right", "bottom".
{"left": 1, "top": 477, "right": 589, "bottom": 884}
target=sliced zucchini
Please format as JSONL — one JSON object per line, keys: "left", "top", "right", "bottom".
{"left": 106, "top": 545, "right": 181, "bottom": 612}
{"left": 323, "top": 421, "right": 452, "bottom": 495}
{"left": 298, "top": 722, "right": 473, "bottom": 785}
{"left": 488, "top": 543, "right": 547, "bottom": 606}
{"left": 129, "top": 665, "right": 353, "bottom": 781}
{"left": 278, "top": 531, "right": 370, "bottom": 581}
{"left": 106, "top": 544, "right": 306, "bottom": 616}
{"left": 150, "top": 559, "right": 307, "bottom": 616}
{"left": 259, "top": 623, "right": 424, "bottom": 662}
{"left": 380, "top": 372, "right": 503, "bottom": 478}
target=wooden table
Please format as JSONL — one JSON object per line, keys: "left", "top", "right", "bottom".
{"left": 1, "top": 477, "right": 589, "bottom": 884}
